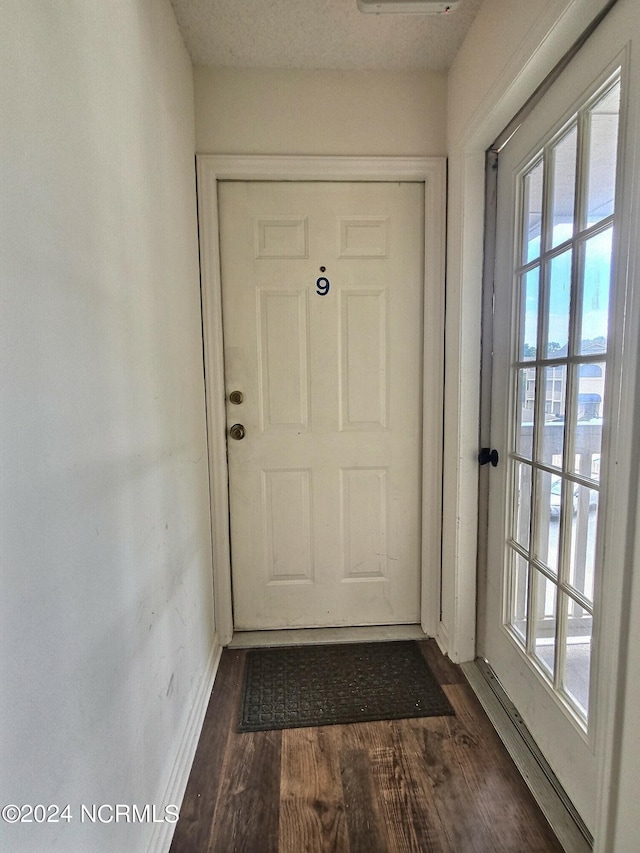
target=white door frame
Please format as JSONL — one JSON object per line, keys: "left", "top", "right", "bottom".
{"left": 196, "top": 155, "right": 446, "bottom": 645}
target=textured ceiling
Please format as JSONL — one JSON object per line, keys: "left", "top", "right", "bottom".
{"left": 169, "top": 0, "right": 484, "bottom": 71}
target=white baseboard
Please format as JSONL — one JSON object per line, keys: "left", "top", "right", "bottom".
{"left": 435, "top": 621, "right": 451, "bottom": 657}
{"left": 147, "top": 635, "right": 223, "bottom": 853}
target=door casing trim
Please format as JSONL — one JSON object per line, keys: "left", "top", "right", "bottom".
{"left": 196, "top": 155, "right": 446, "bottom": 644}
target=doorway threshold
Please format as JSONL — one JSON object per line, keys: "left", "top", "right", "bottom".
{"left": 461, "top": 659, "right": 592, "bottom": 853}
{"left": 228, "top": 624, "right": 427, "bottom": 649}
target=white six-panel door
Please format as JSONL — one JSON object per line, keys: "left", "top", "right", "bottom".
{"left": 219, "top": 181, "right": 425, "bottom": 630}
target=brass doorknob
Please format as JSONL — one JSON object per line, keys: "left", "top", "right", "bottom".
{"left": 229, "top": 423, "right": 245, "bottom": 441}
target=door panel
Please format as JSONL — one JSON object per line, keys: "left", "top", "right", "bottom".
{"left": 219, "top": 181, "right": 425, "bottom": 630}
{"left": 483, "top": 12, "right": 635, "bottom": 830}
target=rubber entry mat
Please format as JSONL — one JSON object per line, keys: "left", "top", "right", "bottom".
{"left": 237, "top": 641, "right": 455, "bottom": 732}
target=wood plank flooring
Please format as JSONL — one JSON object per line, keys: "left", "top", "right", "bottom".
{"left": 170, "top": 640, "right": 564, "bottom": 852}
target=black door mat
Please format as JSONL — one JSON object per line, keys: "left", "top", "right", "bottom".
{"left": 237, "top": 640, "right": 455, "bottom": 732}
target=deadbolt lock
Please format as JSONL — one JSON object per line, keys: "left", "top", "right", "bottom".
{"left": 229, "top": 390, "right": 243, "bottom": 405}
{"left": 229, "top": 423, "right": 245, "bottom": 441}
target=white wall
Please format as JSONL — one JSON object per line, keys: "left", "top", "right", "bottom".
{"left": 194, "top": 68, "right": 447, "bottom": 156}
{"left": 0, "top": 3, "right": 215, "bottom": 852}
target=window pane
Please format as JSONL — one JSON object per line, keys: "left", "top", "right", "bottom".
{"left": 569, "top": 484, "right": 599, "bottom": 604}
{"left": 533, "top": 572, "right": 557, "bottom": 679}
{"left": 550, "top": 126, "right": 577, "bottom": 248}
{"left": 562, "top": 593, "right": 592, "bottom": 718}
{"left": 508, "top": 550, "right": 529, "bottom": 646}
{"left": 547, "top": 249, "right": 572, "bottom": 356}
{"left": 513, "top": 461, "right": 532, "bottom": 550}
{"left": 534, "top": 468, "right": 559, "bottom": 576}
{"left": 540, "top": 365, "right": 566, "bottom": 466}
{"left": 585, "top": 81, "right": 620, "bottom": 227}
{"left": 580, "top": 227, "right": 612, "bottom": 353}
{"left": 515, "top": 368, "right": 535, "bottom": 459}
{"left": 504, "top": 74, "right": 622, "bottom": 732}
{"left": 523, "top": 160, "right": 543, "bottom": 263}
{"left": 571, "top": 361, "right": 605, "bottom": 481}
{"left": 520, "top": 267, "right": 539, "bottom": 360}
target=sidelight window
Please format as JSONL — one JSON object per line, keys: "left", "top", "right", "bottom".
{"left": 505, "top": 73, "right": 621, "bottom": 726}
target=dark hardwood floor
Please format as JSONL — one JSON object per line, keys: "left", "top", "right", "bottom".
{"left": 170, "top": 640, "right": 564, "bottom": 852}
